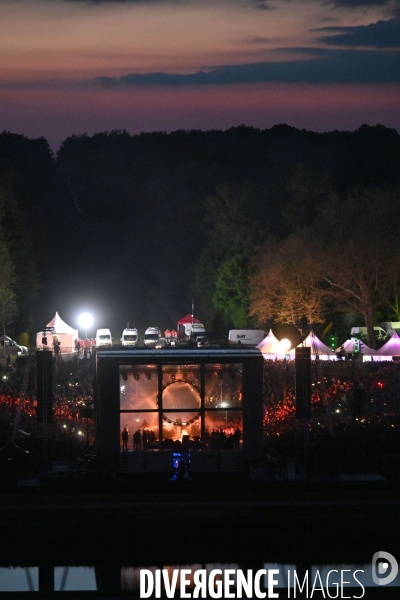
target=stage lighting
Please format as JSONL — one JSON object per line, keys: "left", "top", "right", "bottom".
{"left": 78, "top": 312, "right": 93, "bottom": 338}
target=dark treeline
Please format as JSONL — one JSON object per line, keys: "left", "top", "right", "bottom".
{"left": 0, "top": 124, "right": 399, "bottom": 342}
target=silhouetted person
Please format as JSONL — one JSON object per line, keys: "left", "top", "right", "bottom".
{"left": 121, "top": 427, "right": 129, "bottom": 451}
{"left": 53, "top": 339, "right": 60, "bottom": 359}
{"left": 233, "top": 428, "right": 241, "bottom": 449}
{"left": 133, "top": 429, "right": 142, "bottom": 450}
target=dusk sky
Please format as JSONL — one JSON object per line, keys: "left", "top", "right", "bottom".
{"left": 1, "top": 0, "right": 400, "bottom": 150}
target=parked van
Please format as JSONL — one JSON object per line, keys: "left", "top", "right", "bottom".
{"left": 188, "top": 330, "right": 209, "bottom": 348}
{"left": 95, "top": 328, "right": 112, "bottom": 348}
{"left": 144, "top": 327, "right": 161, "bottom": 346}
{"left": 120, "top": 328, "right": 139, "bottom": 347}
{"left": 381, "top": 322, "right": 400, "bottom": 336}
{"left": 228, "top": 329, "right": 265, "bottom": 347}
{"left": 350, "top": 326, "right": 386, "bottom": 341}
{"left": 193, "top": 334, "right": 209, "bottom": 348}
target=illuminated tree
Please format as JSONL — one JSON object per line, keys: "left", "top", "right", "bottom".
{"left": 251, "top": 189, "right": 400, "bottom": 346}
{"left": 250, "top": 233, "right": 328, "bottom": 326}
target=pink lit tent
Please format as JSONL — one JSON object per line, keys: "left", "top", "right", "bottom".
{"left": 257, "top": 329, "right": 286, "bottom": 359}
{"left": 337, "top": 338, "right": 376, "bottom": 356}
{"left": 36, "top": 312, "right": 78, "bottom": 353}
{"left": 289, "top": 331, "right": 335, "bottom": 360}
{"left": 376, "top": 331, "right": 400, "bottom": 359}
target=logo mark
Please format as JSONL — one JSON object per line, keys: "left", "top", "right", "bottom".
{"left": 372, "top": 551, "right": 398, "bottom": 586}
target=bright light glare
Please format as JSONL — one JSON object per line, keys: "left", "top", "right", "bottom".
{"left": 78, "top": 312, "right": 93, "bottom": 329}
{"left": 280, "top": 338, "right": 291, "bottom": 351}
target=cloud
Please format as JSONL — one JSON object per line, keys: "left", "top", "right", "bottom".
{"left": 90, "top": 47, "right": 400, "bottom": 86}
{"left": 253, "top": 0, "right": 276, "bottom": 9}
{"left": 329, "top": 0, "right": 391, "bottom": 7}
{"left": 316, "top": 15, "right": 400, "bottom": 47}
{"left": 243, "top": 36, "right": 275, "bottom": 44}
{"left": 1, "top": 47, "right": 398, "bottom": 90}
{"left": 59, "top": 0, "right": 158, "bottom": 2}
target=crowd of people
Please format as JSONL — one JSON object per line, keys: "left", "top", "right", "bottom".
{"left": 164, "top": 330, "right": 178, "bottom": 339}
{"left": 74, "top": 338, "right": 95, "bottom": 355}
{"left": 1, "top": 350, "right": 400, "bottom": 466}
{"left": 121, "top": 425, "right": 242, "bottom": 451}
{"left": 262, "top": 359, "right": 400, "bottom": 439}
{"left": 121, "top": 427, "right": 158, "bottom": 451}
{"left": 0, "top": 351, "right": 95, "bottom": 457}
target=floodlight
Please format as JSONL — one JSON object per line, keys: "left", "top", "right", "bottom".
{"left": 78, "top": 312, "right": 93, "bottom": 338}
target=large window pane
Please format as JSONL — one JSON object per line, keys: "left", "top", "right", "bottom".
{"left": 162, "top": 414, "right": 202, "bottom": 447}
{"left": 161, "top": 365, "right": 201, "bottom": 441}
{"left": 120, "top": 365, "right": 158, "bottom": 410}
{"left": 162, "top": 380, "right": 201, "bottom": 411}
{"left": 204, "top": 364, "right": 243, "bottom": 409}
{"left": 120, "top": 412, "right": 159, "bottom": 451}
{"left": 161, "top": 364, "right": 200, "bottom": 409}
{"left": 205, "top": 410, "right": 243, "bottom": 449}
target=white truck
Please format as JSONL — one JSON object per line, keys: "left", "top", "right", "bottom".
{"left": 350, "top": 326, "right": 386, "bottom": 341}
{"left": 95, "top": 328, "right": 112, "bottom": 348}
{"left": 186, "top": 324, "right": 207, "bottom": 347}
{"left": 144, "top": 327, "right": 161, "bottom": 346}
{"left": 228, "top": 329, "right": 265, "bottom": 347}
{"left": 120, "top": 328, "right": 139, "bottom": 347}
{"left": 180, "top": 321, "right": 206, "bottom": 341}
{"left": 380, "top": 322, "right": 400, "bottom": 336}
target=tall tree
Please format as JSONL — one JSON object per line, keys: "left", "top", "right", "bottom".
{"left": 250, "top": 233, "right": 328, "bottom": 326}
{"left": 314, "top": 190, "right": 400, "bottom": 348}
{"left": 282, "top": 164, "right": 331, "bottom": 232}
{"left": 251, "top": 189, "right": 400, "bottom": 347}
{"left": 0, "top": 237, "right": 17, "bottom": 338}
{"left": 213, "top": 255, "right": 249, "bottom": 328}
{"left": 193, "top": 184, "right": 260, "bottom": 330}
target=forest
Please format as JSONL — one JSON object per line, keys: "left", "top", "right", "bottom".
{"left": 0, "top": 123, "right": 400, "bottom": 346}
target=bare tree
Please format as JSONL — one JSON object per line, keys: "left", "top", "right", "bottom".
{"left": 315, "top": 191, "right": 400, "bottom": 348}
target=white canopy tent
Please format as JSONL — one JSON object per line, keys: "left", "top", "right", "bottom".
{"left": 289, "top": 331, "right": 335, "bottom": 360}
{"left": 36, "top": 312, "right": 78, "bottom": 353}
{"left": 257, "top": 329, "right": 286, "bottom": 359}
